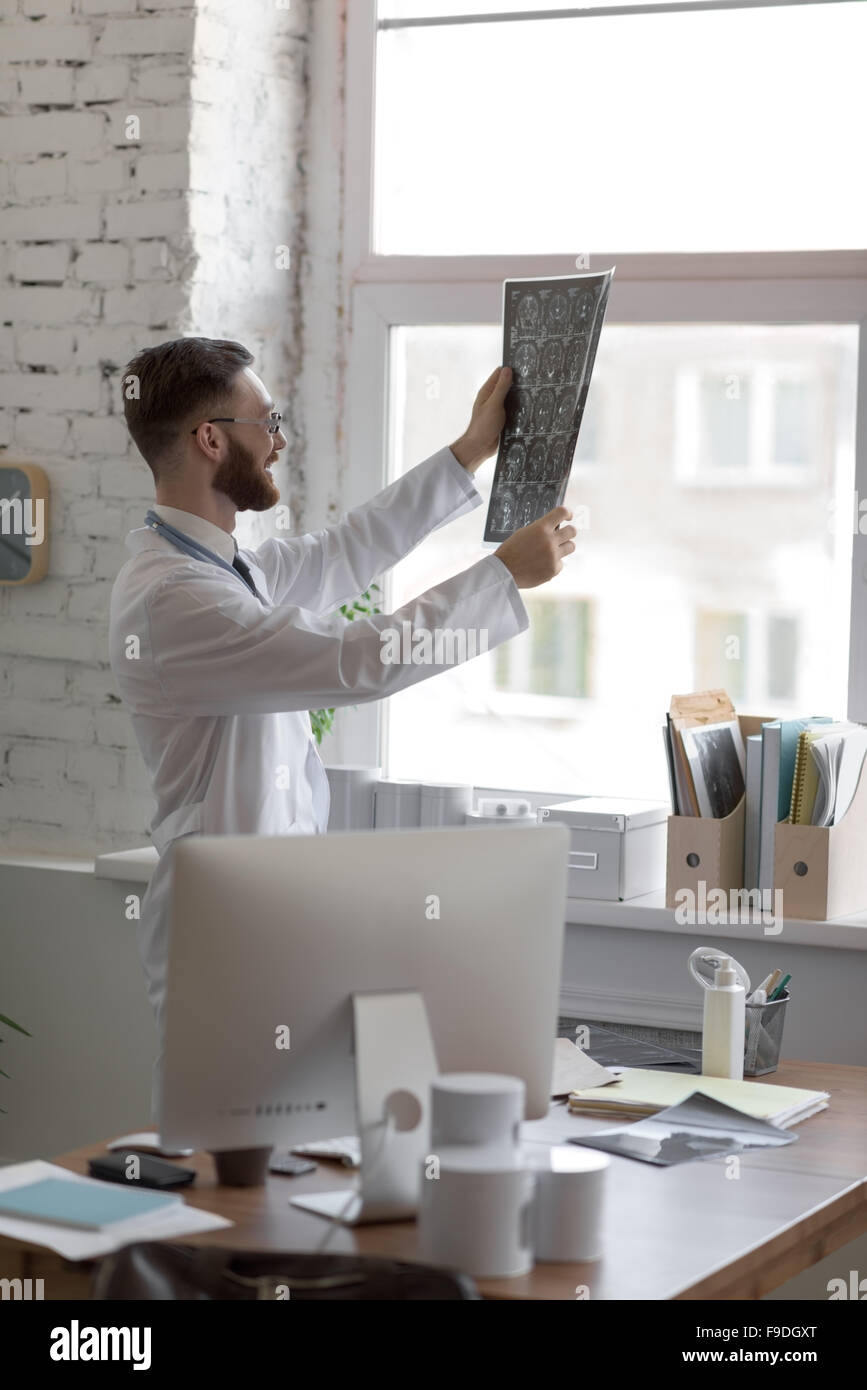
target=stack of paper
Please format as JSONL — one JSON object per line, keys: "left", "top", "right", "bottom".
{"left": 663, "top": 690, "right": 745, "bottom": 819}
{"left": 789, "top": 722, "right": 867, "bottom": 827}
{"left": 568, "top": 1068, "right": 829, "bottom": 1129}
{"left": 0, "top": 1161, "right": 232, "bottom": 1260}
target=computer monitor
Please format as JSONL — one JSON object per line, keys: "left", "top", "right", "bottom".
{"left": 160, "top": 825, "right": 569, "bottom": 1161}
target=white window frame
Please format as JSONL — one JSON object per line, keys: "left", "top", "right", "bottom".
{"left": 336, "top": 0, "right": 867, "bottom": 774}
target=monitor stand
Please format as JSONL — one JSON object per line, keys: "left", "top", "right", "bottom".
{"left": 290, "top": 990, "right": 438, "bottom": 1226}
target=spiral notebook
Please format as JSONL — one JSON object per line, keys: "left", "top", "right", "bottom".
{"left": 789, "top": 723, "right": 867, "bottom": 826}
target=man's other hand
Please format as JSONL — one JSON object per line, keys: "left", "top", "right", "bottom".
{"left": 494, "top": 508, "right": 577, "bottom": 589}
{"left": 450, "top": 366, "right": 513, "bottom": 473}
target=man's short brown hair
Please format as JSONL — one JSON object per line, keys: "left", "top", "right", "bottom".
{"left": 122, "top": 337, "right": 254, "bottom": 476}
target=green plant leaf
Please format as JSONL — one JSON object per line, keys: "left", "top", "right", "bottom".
{"left": 0, "top": 1013, "right": 30, "bottom": 1037}
{"left": 309, "top": 586, "right": 381, "bottom": 740}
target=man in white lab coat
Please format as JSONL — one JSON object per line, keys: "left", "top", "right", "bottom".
{"left": 108, "top": 337, "right": 576, "bottom": 1105}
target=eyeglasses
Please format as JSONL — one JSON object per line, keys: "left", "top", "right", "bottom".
{"left": 191, "top": 413, "right": 283, "bottom": 435}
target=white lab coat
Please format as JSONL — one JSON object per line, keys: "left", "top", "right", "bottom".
{"left": 108, "top": 444, "right": 527, "bottom": 1097}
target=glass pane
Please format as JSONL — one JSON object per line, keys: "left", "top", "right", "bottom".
{"left": 767, "top": 615, "right": 799, "bottom": 701}
{"left": 385, "top": 322, "right": 857, "bottom": 798}
{"left": 374, "top": 3, "right": 866, "bottom": 253}
{"left": 695, "top": 612, "right": 748, "bottom": 704}
{"left": 496, "top": 599, "right": 591, "bottom": 697}
{"left": 699, "top": 375, "right": 751, "bottom": 471}
{"left": 773, "top": 379, "right": 814, "bottom": 466}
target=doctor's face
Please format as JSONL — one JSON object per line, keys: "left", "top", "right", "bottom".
{"left": 211, "top": 370, "right": 287, "bottom": 512}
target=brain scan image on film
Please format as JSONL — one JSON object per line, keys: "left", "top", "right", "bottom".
{"left": 572, "top": 289, "right": 594, "bottom": 330}
{"left": 491, "top": 488, "right": 517, "bottom": 534}
{"left": 509, "top": 387, "right": 533, "bottom": 434}
{"left": 516, "top": 489, "right": 537, "bottom": 529}
{"left": 555, "top": 388, "right": 577, "bottom": 431}
{"left": 539, "top": 484, "right": 561, "bottom": 513}
{"left": 546, "top": 436, "right": 567, "bottom": 481}
{"left": 541, "top": 339, "right": 563, "bottom": 381}
{"left": 517, "top": 293, "right": 541, "bottom": 334}
{"left": 504, "top": 440, "right": 526, "bottom": 482}
{"left": 547, "top": 293, "right": 569, "bottom": 334}
{"left": 564, "top": 339, "right": 582, "bottom": 381}
{"left": 534, "top": 389, "right": 555, "bottom": 432}
{"left": 528, "top": 441, "right": 547, "bottom": 481}
{"left": 513, "top": 341, "right": 537, "bottom": 381}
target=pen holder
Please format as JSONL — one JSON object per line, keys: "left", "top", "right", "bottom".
{"left": 743, "top": 991, "right": 789, "bottom": 1077}
{"left": 665, "top": 714, "right": 773, "bottom": 910}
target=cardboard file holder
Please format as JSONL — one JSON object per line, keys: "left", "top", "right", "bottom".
{"left": 774, "top": 756, "right": 867, "bottom": 921}
{"left": 665, "top": 714, "right": 772, "bottom": 910}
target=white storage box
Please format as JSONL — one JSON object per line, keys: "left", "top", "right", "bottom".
{"left": 538, "top": 797, "right": 668, "bottom": 901}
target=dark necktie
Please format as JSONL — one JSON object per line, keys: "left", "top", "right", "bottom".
{"left": 232, "top": 551, "right": 260, "bottom": 598}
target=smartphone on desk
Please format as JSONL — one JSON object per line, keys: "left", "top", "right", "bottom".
{"left": 88, "top": 1152, "right": 196, "bottom": 1190}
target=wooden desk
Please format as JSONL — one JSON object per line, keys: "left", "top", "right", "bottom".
{"left": 4, "top": 1061, "right": 865, "bottom": 1301}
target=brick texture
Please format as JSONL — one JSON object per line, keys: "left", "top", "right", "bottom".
{"left": 0, "top": 0, "right": 310, "bottom": 853}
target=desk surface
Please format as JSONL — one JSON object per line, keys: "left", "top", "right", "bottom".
{"left": 9, "top": 1061, "right": 867, "bottom": 1301}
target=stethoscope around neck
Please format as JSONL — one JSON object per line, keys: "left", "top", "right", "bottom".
{"left": 145, "top": 509, "right": 261, "bottom": 599}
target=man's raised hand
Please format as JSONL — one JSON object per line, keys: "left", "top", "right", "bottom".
{"left": 494, "top": 508, "right": 577, "bottom": 589}
{"left": 450, "top": 366, "right": 513, "bottom": 473}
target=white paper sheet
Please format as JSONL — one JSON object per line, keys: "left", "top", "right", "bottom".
{"left": 0, "top": 1160, "right": 233, "bottom": 1261}
{"left": 550, "top": 1037, "right": 620, "bottom": 1097}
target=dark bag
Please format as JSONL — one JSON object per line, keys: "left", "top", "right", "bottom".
{"left": 92, "top": 1242, "right": 479, "bottom": 1301}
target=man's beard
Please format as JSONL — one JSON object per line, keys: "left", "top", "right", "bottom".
{"left": 212, "top": 435, "right": 280, "bottom": 512}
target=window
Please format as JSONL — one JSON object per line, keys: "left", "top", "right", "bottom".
{"left": 695, "top": 612, "right": 749, "bottom": 704}
{"left": 494, "top": 599, "right": 593, "bottom": 701}
{"left": 675, "top": 331, "right": 833, "bottom": 486}
{"left": 695, "top": 610, "right": 801, "bottom": 708}
{"left": 338, "top": 1, "right": 867, "bottom": 789}
{"left": 382, "top": 320, "right": 855, "bottom": 795}
{"left": 773, "top": 380, "right": 815, "bottom": 468}
{"left": 373, "top": 1, "right": 867, "bottom": 255}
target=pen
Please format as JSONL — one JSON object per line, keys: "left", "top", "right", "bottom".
{"left": 769, "top": 973, "right": 791, "bottom": 1002}
{"left": 747, "top": 971, "right": 778, "bottom": 1005}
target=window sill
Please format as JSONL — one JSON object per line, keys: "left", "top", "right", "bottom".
{"left": 4, "top": 849, "right": 866, "bottom": 945}
{"left": 93, "top": 848, "right": 158, "bottom": 883}
{"left": 565, "top": 889, "right": 867, "bottom": 950}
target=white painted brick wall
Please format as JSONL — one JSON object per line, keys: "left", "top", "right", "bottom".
{"left": 0, "top": 0, "right": 313, "bottom": 854}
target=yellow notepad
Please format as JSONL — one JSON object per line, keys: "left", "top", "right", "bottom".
{"left": 568, "top": 1068, "right": 828, "bottom": 1129}
{"left": 789, "top": 723, "right": 857, "bottom": 824}
{"left": 789, "top": 729, "right": 825, "bottom": 824}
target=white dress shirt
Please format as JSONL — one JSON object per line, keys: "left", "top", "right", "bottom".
{"left": 109, "top": 445, "right": 528, "bottom": 1089}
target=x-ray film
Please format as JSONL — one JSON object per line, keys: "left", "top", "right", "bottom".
{"left": 484, "top": 268, "right": 614, "bottom": 543}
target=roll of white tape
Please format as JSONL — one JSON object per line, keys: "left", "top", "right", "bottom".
{"left": 431, "top": 1073, "right": 524, "bottom": 1149}
{"left": 418, "top": 1145, "right": 536, "bottom": 1279}
{"left": 530, "top": 1145, "right": 608, "bottom": 1262}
